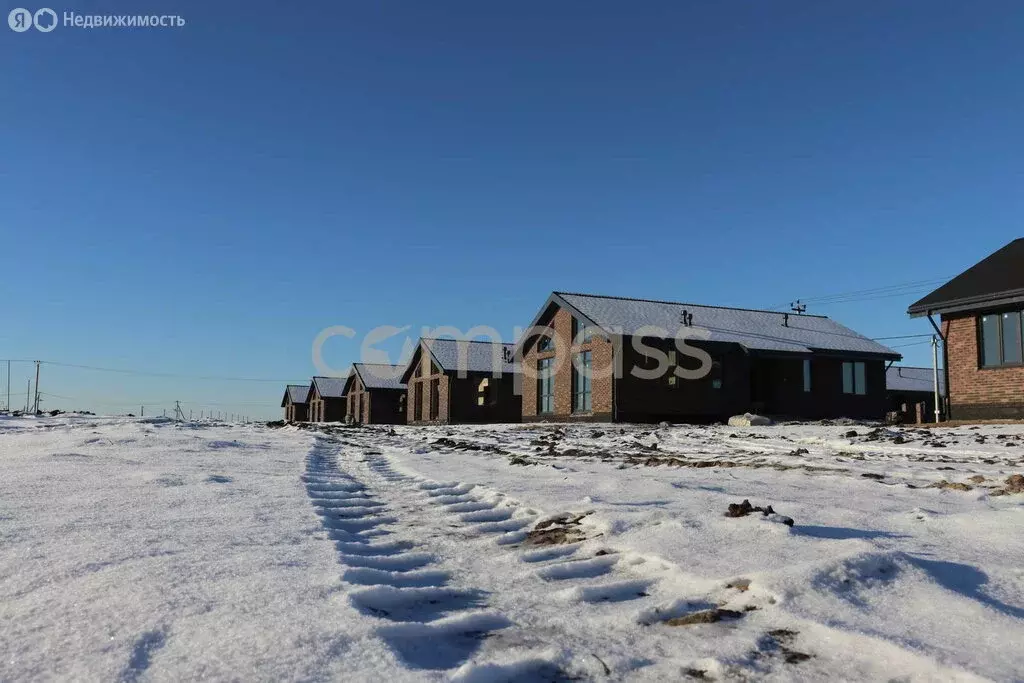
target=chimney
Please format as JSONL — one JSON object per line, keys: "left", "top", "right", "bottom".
{"left": 783, "top": 313, "right": 789, "bottom": 327}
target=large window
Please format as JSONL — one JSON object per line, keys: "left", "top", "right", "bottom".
{"left": 573, "top": 351, "right": 592, "bottom": 412}
{"left": 537, "top": 358, "right": 555, "bottom": 414}
{"left": 980, "top": 310, "right": 1024, "bottom": 367}
{"left": 537, "top": 332, "right": 555, "bottom": 353}
{"left": 842, "top": 361, "right": 867, "bottom": 395}
{"left": 803, "top": 359, "right": 812, "bottom": 393}
{"left": 413, "top": 383, "right": 423, "bottom": 421}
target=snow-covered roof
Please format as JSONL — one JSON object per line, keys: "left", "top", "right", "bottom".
{"left": 310, "top": 376, "right": 347, "bottom": 399}
{"left": 886, "top": 366, "right": 945, "bottom": 394}
{"left": 281, "top": 385, "right": 309, "bottom": 407}
{"left": 544, "top": 292, "right": 900, "bottom": 358}
{"left": 423, "top": 338, "right": 517, "bottom": 374}
{"left": 352, "top": 363, "right": 406, "bottom": 390}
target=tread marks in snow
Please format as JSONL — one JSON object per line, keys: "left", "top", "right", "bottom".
{"left": 304, "top": 439, "right": 509, "bottom": 671}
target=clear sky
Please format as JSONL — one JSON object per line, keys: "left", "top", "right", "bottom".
{"left": 1, "top": 1, "right": 1022, "bottom": 419}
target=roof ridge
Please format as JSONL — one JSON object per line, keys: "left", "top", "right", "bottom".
{"left": 554, "top": 291, "right": 830, "bottom": 319}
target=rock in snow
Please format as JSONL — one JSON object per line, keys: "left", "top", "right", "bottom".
{"left": 727, "top": 413, "right": 773, "bottom": 427}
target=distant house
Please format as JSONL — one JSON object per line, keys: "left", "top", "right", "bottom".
{"left": 306, "top": 376, "right": 347, "bottom": 423}
{"left": 886, "top": 366, "right": 946, "bottom": 423}
{"left": 342, "top": 363, "right": 407, "bottom": 425}
{"left": 908, "top": 238, "right": 1024, "bottom": 420}
{"left": 399, "top": 338, "right": 522, "bottom": 425}
{"left": 280, "top": 384, "right": 309, "bottom": 422}
{"left": 516, "top": 291, "right": 902, "bottom": 423}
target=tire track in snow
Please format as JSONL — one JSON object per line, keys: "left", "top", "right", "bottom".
{"left": 304, "top": 439, "right": 513, "bottom": 672}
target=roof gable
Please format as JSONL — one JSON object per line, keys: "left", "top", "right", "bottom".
{"left": 281, "top": 384, "right": 309, "bottom": 407}
{"left": 908, "top": 239, "right": 1024, "bottom": 316}
{"left": 310, "top": 376, "right": 347, "bottom": 399}
{"left": 353, "top": 363, "right": 407, "bottom": 390}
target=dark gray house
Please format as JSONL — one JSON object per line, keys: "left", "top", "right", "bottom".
{"left": 400, "top": 338, "right": 522, "bottom": 425}
{"left": 342, "top": 363, "right": 407, "bottom": 425}
{"left": 886, "top": 366, "right": 946, "bottom": 423}
{"left": 281, "top": 384, "right": 309, "bottom": 422}
{"left": 306, "top": 376, "right": 348, "bottom": 423}
{"left": 517, "top": 291, "right": 902, "bottom": 423}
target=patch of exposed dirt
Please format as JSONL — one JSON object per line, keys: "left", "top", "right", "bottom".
{"left": 725, "top": 499, "right": 794, "bottom": 526}
{"left": 662, "top": 608, "right": 744, "bottom": 626}
{"left": 523, "top": 512, "right": 593, "bottom": 546}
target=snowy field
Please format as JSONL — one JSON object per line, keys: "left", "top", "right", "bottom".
{"left": 2, "top": 416, "right": 1024, "bottom": 681}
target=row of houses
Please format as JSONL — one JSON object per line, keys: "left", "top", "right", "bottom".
{"left": 281, "top": 282, "right": 976, "bottom": 425}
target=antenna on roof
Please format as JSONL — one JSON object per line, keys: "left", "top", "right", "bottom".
{"left": 790, "top": 300, "right": 807, "bottom": 315}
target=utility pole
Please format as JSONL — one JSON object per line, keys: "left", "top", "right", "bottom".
{"left": 141, "top": 405, "right": 144, "bottom": 417}
{"left": 32, "top": 361, "right": 40, "bottom": 414}
{"left": 25, "top": 379, "right": 30, "bottom": 413}
{"left": 6, "top": 360, "right": 10, "bottom": 412}
{"left": 190, "top": 410, "right": 193, "bottom": 420}
{"left": 932, "top": 335, "right": 941, "bottom": 424}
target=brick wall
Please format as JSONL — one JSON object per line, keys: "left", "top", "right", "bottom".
{"left": 406, "top": 351, "right": 450, "bottom": 424}
{"left": 522, "top": 307, "right": 614, "bottom": 421}
{"left": 943, "top": 312, "right": 1024, "bottom": 419}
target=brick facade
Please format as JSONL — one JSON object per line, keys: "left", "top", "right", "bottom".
{"left": 406, "top": 352, "right": 450, "bottom": 425}
{"left": 943, "top": 313, "right": 1024, "bottom": 419}
{"left": 522, "top": 307, "right": 614, "bottom": 421}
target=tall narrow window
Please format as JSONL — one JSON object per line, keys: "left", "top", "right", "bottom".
{"left": 573, "top": 351, "right": 592, "bottom": 413}
{"left": 981, "top": 314, "right": 1001, "bottom": 367}
{"left": 429, "top": 379, "right": 440, "bottom": 420}
{"left": 802, "top": 359, "right": 812, "bottom": 393}
{"left": 842, "top": 361, "right": 867, "bottom": 395}
{"left": 413, "top": 383, "right": 423, "bottom": 421}
{"left": 537, "top": 358, "right": 555, "bottom": 414}
{"left": 1002, "top": 311, "right": 1023, "bottom": 365}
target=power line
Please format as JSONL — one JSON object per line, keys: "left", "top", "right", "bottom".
{"left": 42, "top": 361, "right": 305, "bottom": 383}
{"left": 767, "top": 277, "right": 952, "bottom": 311}
{"left": 871, "top": 334, "right": 935, "bottom": 341}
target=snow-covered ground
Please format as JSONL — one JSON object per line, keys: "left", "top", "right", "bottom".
{"left": 2, "top": 416, "right": 1024, "bottom": 681}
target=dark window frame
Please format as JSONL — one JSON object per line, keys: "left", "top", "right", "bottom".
{"left": 537, "top": 358, "right": 555, "bottom": 414}
{"left": 978, "top": 308, "right": 1024, "bottom": 369}
{"left": 572, "top": 351, "right": 592, "bottom": 413}
{"left": 842, "top": 361, "right": 867, "bottom": 396}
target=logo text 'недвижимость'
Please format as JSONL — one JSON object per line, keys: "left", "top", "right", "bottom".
{"left": 8, "top": 8, "right": 185, "bottom": 32}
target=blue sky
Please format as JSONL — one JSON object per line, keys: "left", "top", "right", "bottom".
{"left": 1, "top": 1, "right": 1022, "bottom": 418}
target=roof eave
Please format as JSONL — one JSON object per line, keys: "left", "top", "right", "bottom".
{"left": 908, "top": 289, "right": 1024, "bottom": 318}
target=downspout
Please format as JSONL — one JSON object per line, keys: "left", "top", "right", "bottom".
{"left": 926, "top": 313, "right": 950, "bottom": 421}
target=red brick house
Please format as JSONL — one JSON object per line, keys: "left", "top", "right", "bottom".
{"left": 400, "top": 338, "right": 522, "bottom": 425}
{"left": 305, "top": 376, "right": 347, "bottom": 423}
{"left": 280, "top": 384, "right": 309, "bottom": 422}
{"left": 908, "top": 238, "right": 1024, "bottom": 420}
{"left": 516, "top": 292, "right": 901, "bottom": 423}
{"left": 341, "top": 363, "right": 407, "bottom": 425}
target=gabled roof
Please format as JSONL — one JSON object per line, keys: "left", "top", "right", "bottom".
{"left": 308, "top": 376, "right": 347, "bottom": 400}
{"left": 281, "top": 384, "right": 310, "bottom": 407}
{"left": 517, "top": 291, "right": 900, "bottom": 359}
{"left": 352, "top": 363, "right": 406, "bottom": 391}
{"left": 400, "top": 338, "right": 516, "bottom": 382}
{"left": 908, "top": 238, "right": 1024, "bottom": 317}
{"left": 886, "top": 366, "right": 945, "bottom": 394}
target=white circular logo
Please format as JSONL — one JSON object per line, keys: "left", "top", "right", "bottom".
{"left": 8, "top": 7, "right": 32, "bottom": 31}
{"left": 33, "top": 7, "right": 57, "bottom": 32}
